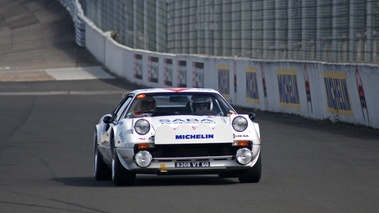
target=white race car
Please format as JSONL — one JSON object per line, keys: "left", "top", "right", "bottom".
{"left": 94, "top": 88, "right": 261, "bottom": 186}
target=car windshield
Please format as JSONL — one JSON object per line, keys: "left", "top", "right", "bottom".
{"left": 125, "top": 92, "right": 236, "bottom": 118}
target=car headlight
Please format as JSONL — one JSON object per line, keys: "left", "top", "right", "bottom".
{"left": 135, "top": 150, "right": 153, "bottom": 167}
{"left": 232, "top": 116, "right": 248, "bottom": 132}
{"left": 134, "top": 119, "right": 150, "bottom": 135}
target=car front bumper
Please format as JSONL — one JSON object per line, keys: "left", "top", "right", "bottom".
{"left": 115, "top": 145, "right": 261, "bottom": 174}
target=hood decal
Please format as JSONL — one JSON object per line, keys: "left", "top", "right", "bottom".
{"left": 175, "top": 134, "right": 214, "bottom": 140}
{"left": 155, "top": 123, "right": 233, "bottom": 144}
{"left": 159, "top": 118, "right": 216, "bottom": 124}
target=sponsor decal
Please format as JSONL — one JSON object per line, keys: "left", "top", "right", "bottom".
{"left": 165, "top": 88, "right": 190, "bottom": 92}
{"left": 175, "top": 134, "right": 214, "bottom": 140}
{"left": 200, "top": 119, "right": 215, "bottom": 124}
{"left": 159, "top": 118, "right": 216, "bottom": 124}
{"left": 100, "top": 133, "right": 109, "bottom": 144}
{"left": 172, "top": 119, "right": 186, "bottom": 124}
{"left": 235, "top": 134, "right": 249, "bottom": 138}
{"left": 119, "top": 132, "right": 126, "bottom": 143}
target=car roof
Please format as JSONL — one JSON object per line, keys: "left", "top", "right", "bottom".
{"left": 129, "top": 88, "right": 220, "bottom": 95}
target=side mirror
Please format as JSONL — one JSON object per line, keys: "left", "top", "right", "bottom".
{"left": 103, "top": 115, "right": 114, "bottom": 124}
{"left": 249, "top": 112, "right": 256, "bottom": 121}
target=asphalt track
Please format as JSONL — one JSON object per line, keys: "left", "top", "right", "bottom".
{"left": 1, "top": 1, "right": 379, "bottom": 213}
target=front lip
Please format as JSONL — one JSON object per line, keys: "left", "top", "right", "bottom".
{"left": 116, "top": 143, "right": 261, "bottom": 172}
{"left": 153, "top": 155, "right": 234, "bottom": 161}
{"left": 131, "top": 158, "right": 252, "bottom": 175}
{"left": 128, "top": 155, "right": 254, "bottom": 172}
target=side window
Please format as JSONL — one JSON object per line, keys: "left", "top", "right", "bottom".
{"left": 114, "top": 96, "right": 133, "bottom": 121}
{"left": 212, "top": 99, "right": 222, "bottom": 115}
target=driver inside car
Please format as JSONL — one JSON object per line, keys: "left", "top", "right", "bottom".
{"left": 195, "top": 102, "right": 209, "bottom": 111}
{"left": 191, "top": 96, "right": 217, "bottom": 115}
{"left": 131, "top": 96, "right": 156, "bottom": 117}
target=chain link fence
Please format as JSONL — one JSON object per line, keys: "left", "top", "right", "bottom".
{"left": 79, "top": 0, "right": 379, "bottom": 64}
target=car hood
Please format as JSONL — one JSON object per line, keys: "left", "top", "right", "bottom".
{"left": 149, "top": 115, "right": 234, "bottom": 145}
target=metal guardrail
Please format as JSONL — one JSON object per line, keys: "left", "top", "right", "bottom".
{"left": 59, "top": 0, "right": 85, "bottom": 47}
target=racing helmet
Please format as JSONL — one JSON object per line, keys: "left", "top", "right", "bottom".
{"left": 140, "top": 96, "right": 156, "bottom": 111}
{"left": 191, "top": 96, "right": 213, "bottom": 112}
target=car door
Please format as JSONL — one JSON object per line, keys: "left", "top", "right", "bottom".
{"left": 99, "top": 95, "right": 134, "bottom": 161}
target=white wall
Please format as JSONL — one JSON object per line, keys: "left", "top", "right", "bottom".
{"left": 74, "top": 8, "right": 379, "bottom": 129}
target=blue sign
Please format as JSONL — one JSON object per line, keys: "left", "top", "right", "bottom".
{"left": 323, "top": 72, "right": 352, "bottom": 115}
{"left": 277, "top": 70, "right": 300, "bottom": 109}
{"left": 245, "top": 68, "right": 259, "bottom": 103}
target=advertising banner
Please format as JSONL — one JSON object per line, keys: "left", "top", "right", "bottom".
{"left": 133, "top": 54, "right": 143, "bottom": 80}
{"left": 164, "top": 58, "right": 173, "bottom": 86}
{"left": 217, "top": 64, "right": 230, "bottom": 99}
{"left": 323, "top": 72, "right": 353, "bottom": 116}
{"left": 277, "top": 69, "right": 300, "bottom": 109}
{"left": 148, "top": 56, "right": 159, "bottom": 83}
{"left": 192, "top": 62, "right": 204, "bottom": 88}
{"left": 177, "top": 60, "right": 187, "bottom": 87}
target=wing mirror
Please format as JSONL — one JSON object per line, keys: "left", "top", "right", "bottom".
{"left": 249, "top": 112, "right": 256, "bottom": 121}
{"left": 103, "top": 115, "right": 114, "bottom": 124}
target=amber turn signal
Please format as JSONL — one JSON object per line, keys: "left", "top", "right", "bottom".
{"left": 137, "top": 143, "right": 151, "bottom": 149}
{"left": 233, "top": 140, "right": 251, "bottom": 147}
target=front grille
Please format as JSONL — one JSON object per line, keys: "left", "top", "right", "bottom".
{"left": 142, "top": 144, "right": 238, "bottom": 158}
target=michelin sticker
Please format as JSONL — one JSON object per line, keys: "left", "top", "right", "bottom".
{"left": 175, "top": 134, "right": 214, "bottom": 140}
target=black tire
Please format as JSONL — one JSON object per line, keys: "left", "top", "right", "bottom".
{"left": 94, "top": 137, "right": 112, "bottom": 180}
{"left": 112, "top": 148, "right": 136, "bottom": 186}
{"left": 238, "top": 153, "right": 262, "bottom": 183}
{"left": 218, "top": 171, "right": 239, "bottom": 178}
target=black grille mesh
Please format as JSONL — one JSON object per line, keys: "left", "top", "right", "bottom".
{"left": 142, "top": 144, "right": 238, "bottom": 158}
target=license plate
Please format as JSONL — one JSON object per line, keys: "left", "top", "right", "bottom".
{"left": 175, "top": 161, "right": 210, "bottom": 168}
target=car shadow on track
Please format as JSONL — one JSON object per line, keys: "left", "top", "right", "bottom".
{"left": 52, "top": 175, "right": 238, "bottom": 187}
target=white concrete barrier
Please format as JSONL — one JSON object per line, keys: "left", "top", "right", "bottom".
{"left": 61, "top": 1, "right": 379, "bottom": 129}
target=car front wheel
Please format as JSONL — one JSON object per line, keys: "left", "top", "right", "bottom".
{"left": 238, "top": 153, "right": 261, "bottom": 183}
{"left": 112, "top": 148, "right": 136, "bottom": 186}
{"left": 94, "top": 136, "right": 111, "bottom": 180}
